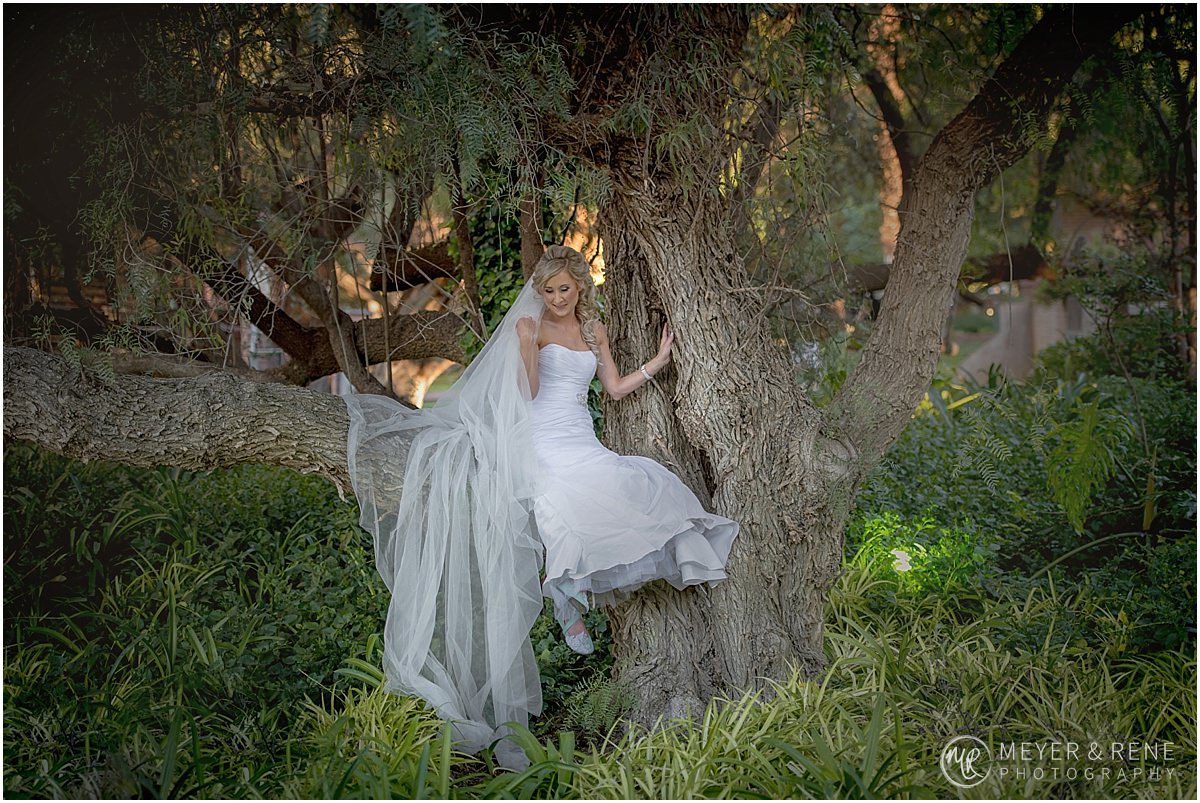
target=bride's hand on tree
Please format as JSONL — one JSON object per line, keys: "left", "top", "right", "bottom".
{"left": 650, "top": 324, "right": 674, "bottom": 373}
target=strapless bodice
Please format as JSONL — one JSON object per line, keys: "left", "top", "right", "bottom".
{"left": 533, "top": 343, "right": 596, "bottom": 409}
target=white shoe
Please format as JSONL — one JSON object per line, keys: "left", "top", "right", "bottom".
{"left": 565, "top": 627, "right": 594, "bottom": 655}
{"left": 556, "top": 604, "right": 594, "bottom": 655}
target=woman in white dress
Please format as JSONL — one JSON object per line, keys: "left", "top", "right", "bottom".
{"left": 342, "top": 245, "right": 737, "bottom": 765}
{"left": 515, "top": 247, "right": 738, "bottom": 655}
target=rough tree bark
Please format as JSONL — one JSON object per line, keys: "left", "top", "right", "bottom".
{"left": 3, "top": 347, "right": 350, "bottom": 492}
{"left": 601, "top": 176, "right": 836, "bottom": 719}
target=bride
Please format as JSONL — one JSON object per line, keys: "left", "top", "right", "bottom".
{"left": 517, "top": 247, "right": 737, "bottom": 655}
{"left": 343, "top": 245, "right": 737, "bottom": 766}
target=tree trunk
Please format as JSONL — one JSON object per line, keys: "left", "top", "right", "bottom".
{"left": 599, "top": 177, "right": 844, "bottom": 723}
{"left": 865, "top": 3, "right": 910, "bottom": 264}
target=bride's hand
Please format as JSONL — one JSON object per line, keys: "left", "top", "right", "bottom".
{"left": 652, "top": 324, "right": 674, "bottom": 370}
{"left": 516, "top": 317, "right": 536, "bottom": 346}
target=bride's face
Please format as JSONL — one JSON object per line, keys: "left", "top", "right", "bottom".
{"left": 540, "top": 270, "right": 579, "bottom": 321}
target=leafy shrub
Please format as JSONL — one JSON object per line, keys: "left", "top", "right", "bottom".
{"left": 3, "top": 441, "right": 620, "bottom": 796}
{"left": 1084, "top": 535, "right": 1198, "bottom": 653}
{"left": 846, "top": 511, "right": 1001, "bottom": 597}
{"left": 545, "top": 563, "right": 1196, "bottom": 799}
{"left": 6, "top": 441, "right": 1195, "bottom": 798}
{"left": 1037, "top": 236, "right": 1190, "bottom": 385}
{"left": 859, "top": 371, "right": 1194, "bottom": 582}
{"left": 3, "top": 443, "right": 397, "bottom": 796}
{"left": 1037, "top": 308, "right": 1189, "bottom": 383}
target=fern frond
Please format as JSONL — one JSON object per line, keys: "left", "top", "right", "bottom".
{"left": 563, "top": 675, "right": 634, "bottom": 741}
{"left": 1047, "top": 398, "right": 1136, "bottom": 532}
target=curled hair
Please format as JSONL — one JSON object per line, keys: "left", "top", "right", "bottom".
{"left": 530, "top": 245, "right": 601, "bottom": 357}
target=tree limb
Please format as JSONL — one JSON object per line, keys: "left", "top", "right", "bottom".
{"left": 4, "top": 345, "right": 352, "bottom": 495}
{"left": 109, "top": 351, "right": 302, "bottom": 384}
{"left": 199, "top": 251, "right": 315, "bottom": 360}
{"left": 370, "top": 242, "right": 457, "bottom": 292}
{"left": 452, "top": 177, "right": 487, "bottom": 339}
{"left": 860, "top": 67, "right": 918, "bottom": 197}
{"left": 826, "top": 5, "right": 1142, "bottom": 468}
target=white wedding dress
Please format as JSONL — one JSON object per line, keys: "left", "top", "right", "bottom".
{"left": 530, "top": 343, "right": 738, "bottom": 616}
{"left": 343, "top": 278, "right": 739, "bottom": 767}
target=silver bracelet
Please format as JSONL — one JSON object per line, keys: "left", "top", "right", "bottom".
{"left": 640, "top": 364, "right": 653, "bottom": 382}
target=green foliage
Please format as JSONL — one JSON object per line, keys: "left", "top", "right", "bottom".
{"left": 3, "top": 446, "right": 386, "bottom": 796}
{"left": 1056, "top": 6, "right": 1195, "bottom": 227}
{"left": 901, "top": 375, "right": 1143, "bottom": 542}
{"left": 847, "top": 512, "right": 1000, "bottom": 597}
{"left": 562, "top": 675, "right": 634, "bottom": 746}
{"left": 1038, "top": 307, "right": 1190, "bottom": 384}
{"left": 954, "top": 308, "right": 1000, "bottom": 335}
{"left": 1, "top": 442, "right": 621, "bottom": 796}
{"left": 552, "top": 566, "right": 1194, "bottom": 799}
{"left": 283, "top": 681, "right": 456, "bottom": 799}
{"left": 471, "top": 725, "right": 582, "bottom": 799}
{"left": 1045, "top": 395, "right": 1136, "bottom": 532}
{"left": 456, "top": 199, "right": 529, "bottom": 361}
{"left": 1084, "top": 536, "right": 1198, "bottom": 654}
{"left": 857, "top": 361, "right": 1194, "bottom": 654}
{"left": 1039, "top": 240, "right": 1190, "bottom": 382}
{"left": 5, "top": 441, "right": 1195, "bottom": 798}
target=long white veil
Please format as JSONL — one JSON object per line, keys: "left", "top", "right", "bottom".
{"left": 342, "top": 280, "right": 546, "bottom": 767}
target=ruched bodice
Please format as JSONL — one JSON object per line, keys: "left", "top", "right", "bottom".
{"left": 531, "top": 344, "right": 599, "bottom": 478}
{"left": 531, "top": 344, "right": 596, "bottom": 436}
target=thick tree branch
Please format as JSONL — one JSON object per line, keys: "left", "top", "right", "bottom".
{"left": 354, "top": 309, "right": 466, "bottom": 366}
{"left": 845, "top": 244, "right": 1050, "bottom": 295}
{"left": 519, "top": 158, "right": 546, "bottom": 279}
{"left": 201, "top": 249, "right": 465, "bottom": 382}
{"left": 315, "top": 260, "right": 393, "bottom": 398}
{"left": 370, "top": 242, "right": 457, "bottom": 292}
{"left": 452, "top": 184, "right": 486, "bottom": 339}
{"left": 110, "top": 351, "right": 293, "bottom": 384}
{"left": 826, "top": 6, "right": 1142, "bottom": 468}
{"left": 181, "top": 226, "right": 466, "bottom": 381}
{"left": 962, "top": 244, "right": 1050, "bottom": 285}
{"left": 519, "top": 195, "right": 545, "bottom": 280}
{"left": 4, "top": 345, "right": 351, "bottom": 494}
{"left": 312, "top": 183, "right": 364, "bottom": 241}
{"left": 200, "top": 253, "right": 315, "bottom": 360}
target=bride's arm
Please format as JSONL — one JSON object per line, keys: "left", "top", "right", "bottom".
{"left": 517, "top": 317, "right": 539, "bottom": 398}
{"left": 595, "top": 322, "right": 673, "bottom": 401}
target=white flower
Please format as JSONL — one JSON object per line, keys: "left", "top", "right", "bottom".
{"left": 890, "top": 548, "right": 912, "bottom": 572}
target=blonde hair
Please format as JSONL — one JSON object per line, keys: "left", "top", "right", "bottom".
{"left": 530, "top": 245, "right": 601, "bottom": 357}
